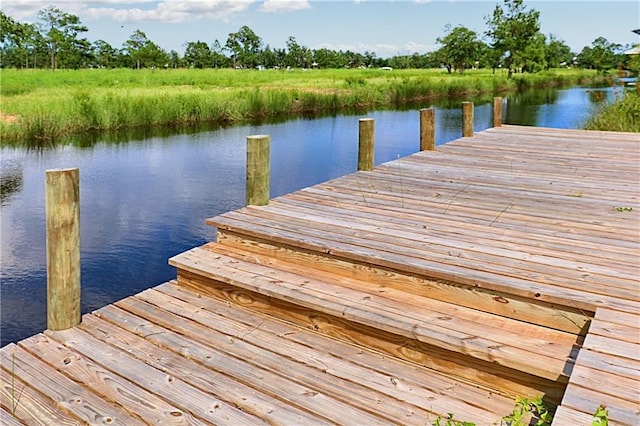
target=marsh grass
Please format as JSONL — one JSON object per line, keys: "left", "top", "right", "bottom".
{"left": 583, "top": 90, "right": 640, "bottom": 132}
{"left": 0, "top": 68, "right": 604, "bottom": 143}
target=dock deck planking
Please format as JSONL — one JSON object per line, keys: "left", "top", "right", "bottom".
{"left": 1, "top": 280, "right": 516, "bottom": 425}
{"left": 1, "top": 125, "right": 638, "bottom": 424}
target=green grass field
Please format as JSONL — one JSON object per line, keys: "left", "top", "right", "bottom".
{"left": 0, "top": 68, "right": 605, "bottom": 143}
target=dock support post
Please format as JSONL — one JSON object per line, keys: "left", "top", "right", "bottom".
{"left": 358, "top": 118, "right": 375, "bottom": 171}
{"left": 420, "top": 108, "right": 436, "bottom": 151}
{"left": 246, "top": 134, "right": 271, "bottom": 206}
{"left": 493, "top": 97, "right": 503, "bottom": 127}
{"left": 45, "top": 168, "right": 81, "bottom": 331}
{"left": 462, "top": 102, "right": 474, "bottom": 137}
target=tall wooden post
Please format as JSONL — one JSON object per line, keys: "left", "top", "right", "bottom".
{"left": 246, "top": 134, "right": 270, "bottom": 206}
{"left": 420, "top": 108, "right": 435, "bottom": 151}
{"left": 493, "top": 97, "right": 503, "bottom": 127}
{"left": 462, "top": 102, "right": 474, "bottom": 137}
{"left": 45, "top": 168, "right": 81, "bottom": 331}
{"left": 358, "top": 118, "right": 375, "bottom": 171}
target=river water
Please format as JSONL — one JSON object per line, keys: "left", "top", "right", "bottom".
{"left": 0, "top": 85, "right": 620, "bottom": 346}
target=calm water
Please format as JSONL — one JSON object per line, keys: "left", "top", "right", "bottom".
{"left": 0, "top": 85, "right": 618, "bottom": 346}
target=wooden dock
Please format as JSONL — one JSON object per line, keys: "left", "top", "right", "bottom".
{"left": 1, "top": 125, "right": 639, "bottom": 425}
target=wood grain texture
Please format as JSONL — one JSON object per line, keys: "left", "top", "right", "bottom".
{"left": 45, "top": 168, "right": 81, "bottom": 331}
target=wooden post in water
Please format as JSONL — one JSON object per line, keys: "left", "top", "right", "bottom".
{"left": 358, "top": 118, "right": 375, "bottom": 171}
{"left": 493, "top": 97, "right": 503, "bottom": 127}
{"left": 420, "top": 108, "right": 436, "bottom": 151}
{"left": 462, "top": 102, "right": 474, "bottom": 137}
{"left": 246, "top": 134, "right": 271, "bottom": 206}
{"left": 45, "top": 168, "right": 81, "bottom": 331}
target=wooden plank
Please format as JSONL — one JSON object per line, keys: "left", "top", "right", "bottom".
{"left": 0, "top": 407, "right": 24, "bottom": 426}
{"left": 210, "top": 215, "right": 640, "bottom": 314}
{"left": 588, "top": 318, "right": 640, "bottom": 345}
{"left": 574, "top": 349, "right": 640, "bottom": 380}
{"left": 583, "top": 334, "right": 640, "bottom": 362}
{"left": 594, "top": 308, "right": 640, "bottom": 328}
{"left": 560, "top": 383, "right": 640, "bottom": 425}
{"left": 278, "top": 194, "right": 639, "bottom": 268}
{"left": 44, "top": 327, "right": 268, "bottom": 425}
{"left": 204, "top": 244, "right": 583, "bottom": 353}
{"left": 17, "top": 333, "right": 208, "bottom": 425}
{"left": 0, "top": 361, "right": 81, "bottom": 425}
{"left": 77, "top": 313, "right": 336, "bottom": 425}
{"left": 568, "top": 363, "right": 639, "bottom": 405}
{"left": 94, "top": 301, "right": 398, "bottom": 426}
{"left": 127, "top": 288, "right": 504, "bottom": 424}
{"left": 552, "top": 405, "right": 600, "bottom": 426}
{"left": 256, "top": 199, "right": 638, "bottom": 284}
{"left": 171, "top": 246, "right": 576, "bottom": 381}
{"left": 0, "top": 343, "right": 145, "bottom": 425}
{"left": 214, "top": 232, "right": 592, "bottom": 335}
{"left": 176, "top": 269, "right": 568, "bottom": 405}
{"left": 156, "top": 281, "right": 516, "bottom": 417}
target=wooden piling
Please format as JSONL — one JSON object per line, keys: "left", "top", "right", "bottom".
{"left": 462, "top": 102, "right": 474, "bottom": 137}
{"left": 246, "top": 134, "right": 271, "bottom": 206}
{"left": 420, "top": 108, "right": 436, "bottom": 151}
{"left": 493, "top": 97, "right": 503, "bottom": 127}
{"left": 358, "top": 118, "right": 375, "bottom": 171}
{"left": 45, "top": 168, "right": 81, "bottom": 331}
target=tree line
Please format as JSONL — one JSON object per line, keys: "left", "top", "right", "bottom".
{"left": 0, "top": 0, "right": 636, "bottom": 76}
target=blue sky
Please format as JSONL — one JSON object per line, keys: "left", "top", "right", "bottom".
{"left": 3, "top": 0, "right": 639, "bottom": 58}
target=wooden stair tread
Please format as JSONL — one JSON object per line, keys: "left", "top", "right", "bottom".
{"left": 2, "top": 281, "right": 517, "bottom": 425}
{"left": 553, "top": 308, "right": 640, "bottom": 425}
{"left": 170, "top": 244, "right": 580, "bottom": 381}
{"left": 207, "top": 209, "right": 640, "bottom": 315}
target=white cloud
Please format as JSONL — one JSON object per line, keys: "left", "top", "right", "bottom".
{"left": 316, "top": 41, "right": 437, "bottom": 58}
{"left": 259, "top": 0, "right": 311, "bottom": 13}
{"left": 2, "top": 1, "right": 256, "bottom": 23}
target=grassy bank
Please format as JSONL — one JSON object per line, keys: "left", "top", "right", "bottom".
{"left": 583, "top": 89, "right": 640, "bottom": 133}
{"left": 0, "top": 68, "right": 603, "bottom": 143}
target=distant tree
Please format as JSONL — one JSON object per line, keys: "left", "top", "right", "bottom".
{"left": 37, "top": 5, "right": 88, "bottom": 69}
{"left": 211, "top": 39, "right": 226, "bottom": 68}
{"left": 225, "top": 26, "right": 262, "bottom": 69}
{"left": 544, "top": 34, "right": 573, "bottom": 69}
{"left": 184, "top": 40, "right": 211, "bottom": 68}
{"left": 259, "top": 45, "right": 278, "bottom": 68}
{"left": 123, "top": 29, "right": 168, "bottom": 69}
{"left": 92, "top": 40, "right": 117, "bottom": 68}
{"left": 521, "top": 33, "right": 547, "bottom": 72}
{"left": 312, "top": 48, "right": 346, "bottom": 68}
{"left": 285, "top": 36, "right": 311, "bottom": 68}
{"left": 436, "top": 25, "right": 484, "bottom": 74}
{"left": 0, "top": 11, "right": 34, "bottom": 67}
{"left": 169, "top": 50, "right": 181, "bottom": 68}
{"left": 485, "top": 0, "right": 541, "bottom": 77}
{"left": 123, "top": 29, "right": 148, "bottom": 69}
{"left": 577, "top": 37, "right": 620, "bottom": 73}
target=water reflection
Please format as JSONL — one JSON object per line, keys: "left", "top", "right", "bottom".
{"left": 0, "top": 85, "right": 620, "bottom": 347}
{"left": 0, "top": 159, "right": 23, "bottom": 206}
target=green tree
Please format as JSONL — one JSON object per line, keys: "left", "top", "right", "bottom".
{"left": 577, "top": 37, "right": 620, "bottom": 73}
{"left": 184, "top": 40, "right": 211, "bottom": 68}
{"left": 37, "top": 5, "right": 88, "bottom": 69}
{"left": 436, "top": 25, "right": 484, "bottom": 74}
{"left": 521, "top": 33, "right": 547, "bottom": 72}
{"left": 544, "top": 34, "right": 573, "bottom": 69}
{"left": 123, "top": 29, "right": 167, "bottom": 69}
{"left": 485, "top": 0, "right": 541, "bottom": 77}
{"left": 211, "top": 39, "right": 226, "bottom": 68}
{"left": 285, "top": 36, "right": 311, "bottom": 68}
{"left": 225, "top": 26, "right": 262, "bottom": 69}
{"left": 93, "top": 39, "right": 117, "bottom": 68}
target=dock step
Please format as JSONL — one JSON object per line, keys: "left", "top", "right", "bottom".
{"left": 170, "top": 243, "right": 583, "bottom": 406}
{"left": 1, "top": 281, "right": 518, "bottom": 425}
